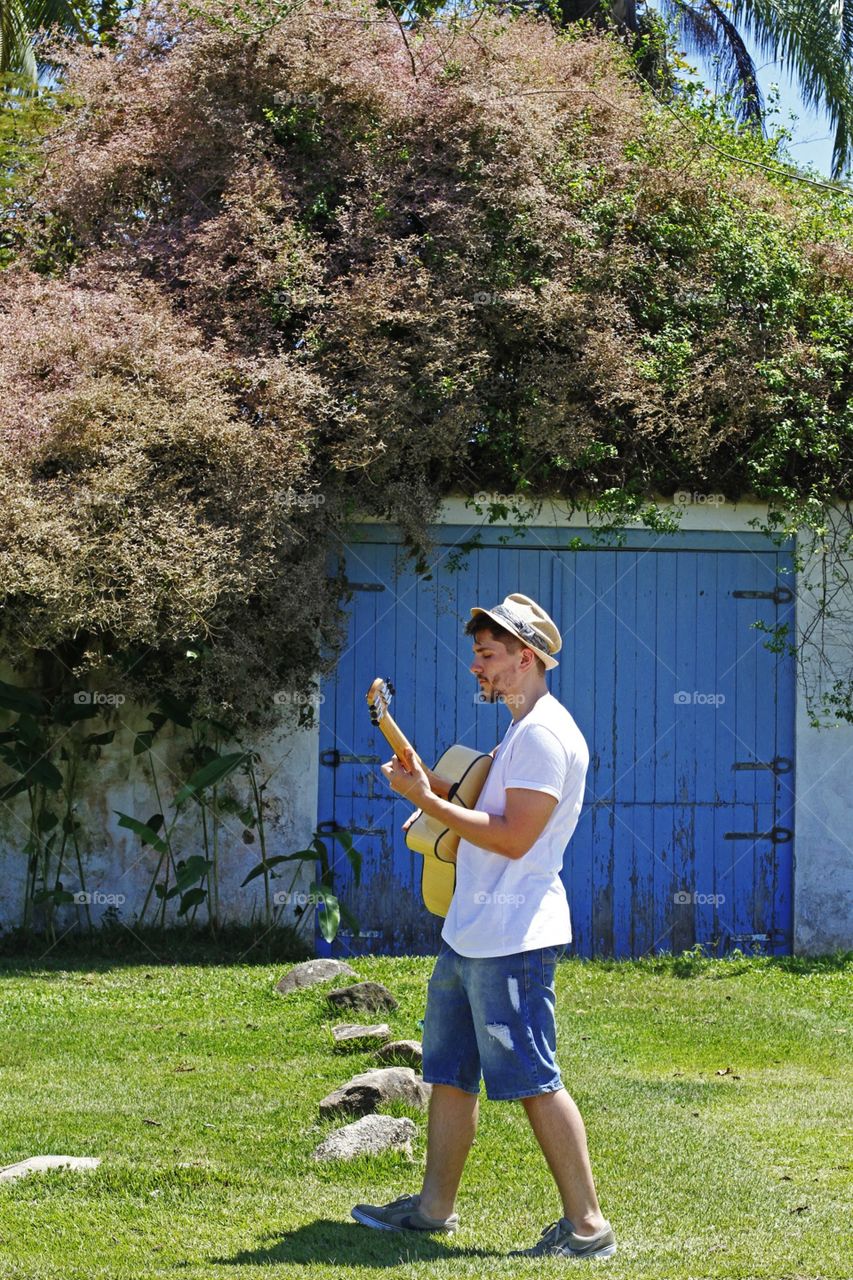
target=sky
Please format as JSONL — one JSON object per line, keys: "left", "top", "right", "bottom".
{"left": 647, "top": 0, "right": 842, "bottom": 181}
{"left": 758, "top": 65, "right": 837, "bottom": 178}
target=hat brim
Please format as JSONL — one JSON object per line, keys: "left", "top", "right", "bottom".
{"left": 469, "top": 606, "right": 559, "bottom": 670}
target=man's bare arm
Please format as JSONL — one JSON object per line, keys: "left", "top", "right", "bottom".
{"left": 417, "top": 786, "right": 557, "bottom": 860}
{"left": 423, "top": 767, "right": 453, "bottom": 800}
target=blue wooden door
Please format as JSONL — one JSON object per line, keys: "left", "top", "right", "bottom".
{"left": 317, "top": 528, "right": 795, "bottom": 958}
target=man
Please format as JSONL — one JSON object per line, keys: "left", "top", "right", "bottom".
{"left": 351, "top": 593, "right": 616, "bottom": 1261}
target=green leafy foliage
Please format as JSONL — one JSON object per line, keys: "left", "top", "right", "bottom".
{"left": 174, "top": 752, "right": 250, "bottom": 806}
{"left": 0, "top": 0, "right": 850, "bottom": 730}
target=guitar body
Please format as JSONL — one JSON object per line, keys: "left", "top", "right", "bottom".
{"left": 366, "top": 678, "right": 493, "bottom": 919}
{"left": 404, "top": 745, "right": 493, "bottom": 918}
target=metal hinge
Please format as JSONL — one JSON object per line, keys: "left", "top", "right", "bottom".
{"left": 716, "top": 926, "right": 787, "bottom": 955}
{"left": 732, "top": 586, "right": 793, "bottom": 604}
{"left": 316, "top": 821, "right": 383, "bottom": 836}
{"left": 724, "top": 826, "right": 793, "bottom": 842}
{"left": 733, "top": 756, "right": 793, "bottom": 774}
{"left": 327, "top": 553, "right": 385, "bottom": 593}
{"left": 320, "top": 749, "right": 382, "bottom": 767}
{"left": 316, "top": 821, "right": 339, "bottom": 835}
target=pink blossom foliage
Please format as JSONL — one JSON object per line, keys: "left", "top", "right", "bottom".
{"left": 1, "top": 0, "right": 850, "bottom": 722}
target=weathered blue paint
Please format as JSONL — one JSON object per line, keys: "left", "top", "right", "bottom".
{"left": 317, "top": 526, "right": 796, "bottom": 958}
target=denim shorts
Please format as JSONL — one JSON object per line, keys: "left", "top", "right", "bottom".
{"left": 421, "top": 939, "right": 566, "bottom": 1101}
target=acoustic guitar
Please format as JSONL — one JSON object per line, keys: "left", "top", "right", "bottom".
{"left": 366, "top": 677, "right": 493, "bottom": 918}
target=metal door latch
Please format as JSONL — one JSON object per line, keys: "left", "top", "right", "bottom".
{"left": 316, "top": 820, "right": 384, "bottom": 836}
{"left": 733, "top": 757, "right": 793, "bottom": 774}
{"left": 732, "top": 587, "right": 793, "bottom": 604}
{"left": 321, "top": 750, "right": 382, "bottom": 767}
{"left": 723, "top": 826, "right": 793, "bottom": 842}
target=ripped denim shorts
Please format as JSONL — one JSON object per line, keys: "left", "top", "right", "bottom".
{"left": 421, "top": 938, "right": 566, "bottom": 1101}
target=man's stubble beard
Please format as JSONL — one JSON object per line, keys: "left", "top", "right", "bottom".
{"left": 478, "top": 683, "right": 506, "bottom": 705}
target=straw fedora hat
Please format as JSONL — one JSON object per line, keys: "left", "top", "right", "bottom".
{"left": 469, "top": 592, "right": 561, "bottom": 670}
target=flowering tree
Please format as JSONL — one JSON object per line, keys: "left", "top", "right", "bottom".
{"left": 0, "top": 0, "right": 851, "bottom": 726}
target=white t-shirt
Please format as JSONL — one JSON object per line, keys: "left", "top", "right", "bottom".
{"left": 440, "top": 691, "right": 589, "bottom": 958}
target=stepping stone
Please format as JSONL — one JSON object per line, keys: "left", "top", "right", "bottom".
{"left": 326, "top": 981, "right": 398, "bottom": 1013}
{"left": 275, "top": 959, "right": 357, "bottom": 995}
{"left": 0, "top": 1156, "right": 101, "bottom": 1182}
{"left": 319, "top": 1067, "right": 431, "bottom": 1117}
{"left": 332, "top": 1023, "right": 391, "bottom": 1045}
{"left": 375, "top": 1039, "right": 423, "bottom": 1069}
{"left": 312, "top": 1115, "right": 417, "bottom": 1162}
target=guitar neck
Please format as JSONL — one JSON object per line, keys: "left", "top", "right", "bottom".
{"left": 375, "top": 710, "right": 420, "bottom": 766}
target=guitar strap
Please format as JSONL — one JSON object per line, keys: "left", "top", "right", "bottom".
{"left": 446, "top": 753, "right": 491, "bottom": 806}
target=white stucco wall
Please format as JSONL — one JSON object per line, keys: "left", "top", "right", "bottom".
{"left": 0, "top": 671, "right": 318, "bottom": 937}
{"left": 794, "top": 710, "right": 853, "bottom": 954}
{"left": 790, "top": 529, "right": 853, "bottom": 954}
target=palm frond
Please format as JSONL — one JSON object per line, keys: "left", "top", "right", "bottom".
{"left": 659, "top": 0, "right": 764, "bottom": 126}
{"left": 1, "top": 2, "right": 38, "bottom": 79}
{"left": 0, "top": 0, "right": 84, "bottom": 83}
{"left": 726, "top": 0, "right": 853, "bottom": 177}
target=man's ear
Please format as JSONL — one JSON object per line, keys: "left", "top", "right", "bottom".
{"left": 519, "top": 645, "right": 537, "bottom": 671}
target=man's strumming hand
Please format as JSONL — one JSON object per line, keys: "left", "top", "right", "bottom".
{"left": 382, "top": 746, "right": 433, "bottom": 806}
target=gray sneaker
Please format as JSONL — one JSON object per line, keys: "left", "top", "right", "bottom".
{"left": 351, "top": 1193, "right": 459, "bottom": 1235}
{"left": 513, "top": 1217, "right": 617, "bottom": 1259}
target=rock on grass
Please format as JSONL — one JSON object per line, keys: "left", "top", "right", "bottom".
{"left": 326, "top": 982, "right": 398, "bottom": 1013}
{"left": 319, "top": 1067, "right": 431, "bottom": 1117}
{"left": 276, "top": 959, "right": 357, "bottom": 995}
{"left": 312, "top": 1115, "right": 417, "bottom": 1162}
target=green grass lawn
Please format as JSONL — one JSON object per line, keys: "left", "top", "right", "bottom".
{"left": 0, "top": 949, "right": 850, "bottom": 1280}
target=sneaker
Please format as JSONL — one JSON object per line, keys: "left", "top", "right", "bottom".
{"left": 512, "top": 1217, "right": 617, "bottom": 1259}
{"left": 351, "top": 1192, "right": 458, "bottom": 1235}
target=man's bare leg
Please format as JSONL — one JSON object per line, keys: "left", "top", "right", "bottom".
{"left": 418, "top": 1083, "right": 479, "bottom": 1219}
{"left": 522, "top": 1088, "right": 607, "bottom": 1234}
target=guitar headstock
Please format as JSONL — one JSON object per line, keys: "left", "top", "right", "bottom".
{"left": 366, "top": 676, "right": 395, "bottom": 726}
